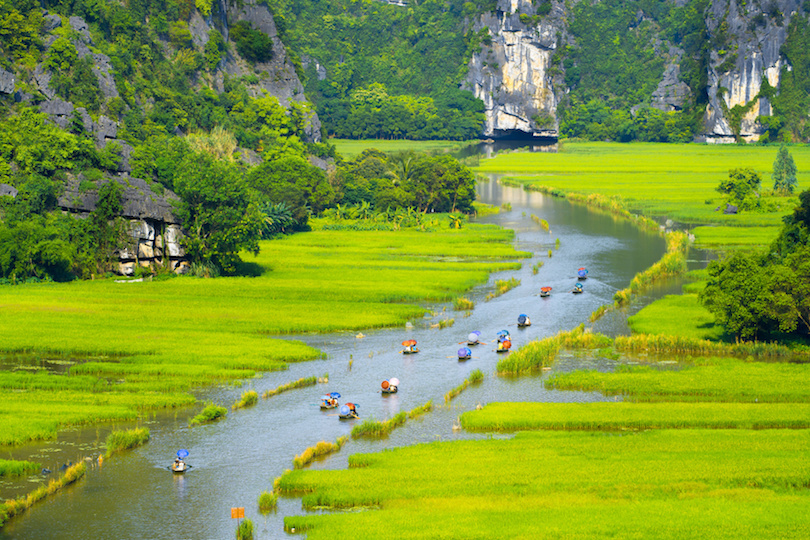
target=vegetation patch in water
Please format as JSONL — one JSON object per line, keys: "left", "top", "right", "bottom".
{"left": 453, "top": 297, "right": 475, "bottom": 311}
{"left": 232, "top": 390, "right": 259, "bottom": 410}
{"left": 262, "top": 376, "right": 318, "bottom": 398}
{"left": 485, "top": 277, "right": 520, "bottom": 300}
{"left": 496, "top": 325, "right": 612, "bottom": 374}
{"left": 444, "top": 369, "right": 484, "bottom": 403}
{"left": 351, "top": 401, "right": 433, "bottom": 439}
{"left": 105, "top": 427, "right": 150, "bottom": 457}
{"left": 189, "top": 403, "right": 228, "bottom": 426}
{"left": 0, "top": 462, "right": 86, "bottom": 527}
{"left": 0, "top": 459, "right": 41, "bottom": 478}
{"left": 258, "top": 490, "right": 278, "bottom": 513}
{"left": 293, "top": 437, "right": 348, "bottom": 469}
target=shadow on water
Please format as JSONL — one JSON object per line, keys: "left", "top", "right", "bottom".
{"left": 1, "top": 178, "right": 681, "bottom": 540}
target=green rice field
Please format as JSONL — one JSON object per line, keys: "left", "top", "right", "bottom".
{"left": 329, "top": 139, "right": 477, "bottom": 159}
{"left": 280, "top": 430, "right": 810, "bottom": 539}
{"left": 545, "top": 357, "right": 810, "bottom": 403}
{"left": 627, "top": 294, "right": 725, "bottom": 340}
{"left": 0, "top": 221, "right": 527, "bottom": 446}
{"left": 474, "top": 142, "right": 810, "bottom": 248}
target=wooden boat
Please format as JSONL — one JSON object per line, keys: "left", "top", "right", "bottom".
{"left": 381, "top": 386, "right": 398, "bottom": 394}
{"left": 517, "top": 314, "right": 531, "bottom": 327}
{"left": 339, "top": 412, "right": 359, "bottom": 420}
{"left": 458, "top": 347, "right": 472, "bottom": 360}
{"left": 338, "top": 403, "right": 359, "bottom": 419}
{"left": 381, "top": 379, "right": 399, "bottom": 394}
{"left": 572, "top": 287, "right": 584, "bottom": 294}
{"left": 540, "top": 287, "right": 552, "bottom": 297}
{"left": 170, "top": 461, "right": 190, "bottom": 473}
{"left": 401, "top": 348, "right": 419, "bottom": 354}
{"left": 320, "top": 401, "right": 338, "bottom": 410}
{"left": 496, "top": 340, "right": 512, "bottom": 353}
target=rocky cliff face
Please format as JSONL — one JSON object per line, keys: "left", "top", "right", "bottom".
{"left": 703, "top": 0, "right": 801, "bottom": 142}
{"left": 464, "top": 0, "right": 561, "bottom": 139}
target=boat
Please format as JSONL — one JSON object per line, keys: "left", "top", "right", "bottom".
{"left": 496, "top": 339, "right": 512, "bottom": 353}
{"left": 577, "top": 267, "right": 588, "bottom": 280}
{"left": 169, "top": 449, "right": 191, "bottom": 473}
{"left": 572, "top": 283, "right": 584, "bottom": 294}
{"left": 381, "top": 378, "right": 399, "bottom": 394}
{"left": 338, "top": 403, "right": 359, "bottom": 419}
{"left": 539, "top": 286, "right": 552, "bottom": 297}
{"left": 401, "top": 339, "right": 419, "bottom": 354}
{"left": 517, "top": 314, "right": 531, "bottom": 327}
{"left": 458, "top": 347, "right": 472, "bottom": 360}
{"left": 467, "top": 331, "right": 481, "bottom": 345}
{"left": 320, "top": 391, "right": 341, "bottom": 409}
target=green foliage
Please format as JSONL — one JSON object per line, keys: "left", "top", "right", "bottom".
{"left": 772, "top": 144, "right": 798, "bottom": 194}
{"left": 717, "top": 167, "right": 761, "bottom": 211}
{"left": 203, "top": 29, "right": 226, "bottom": 70}
{"left": 189, "top": 403, "right": 228, "bottom": 426}
{"left": 235, "top": 518, "right": 254, "bottom": 540}
{"left": 0, "top": 458, "right": 41, "bottom": 477}
{"left": 174, "top": 153, "right": 262, "bottom": 274}
{"left": 105, "top": 427, "right": 150, "bottom": 457}
{"left": 258, "top": 491, "right": 278, "bottom": 513}
{"left": 231, "top": 390, "right": 259, "bottom": 410}
{"left": 231, "top": 21, "right": 273, "bottom": 63}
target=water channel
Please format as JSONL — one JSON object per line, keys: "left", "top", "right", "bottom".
{"left": 2, "top": 172, "right": 685, "bottom": 539}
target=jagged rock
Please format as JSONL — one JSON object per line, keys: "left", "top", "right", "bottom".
{"left": 43, "top": 13, "right": 62, "bottom": 32}
{"left": 155, "top": 235, "right": 164, "bottom": 249}
{"left": 0, "top": 184, "right": 18, "bottom": 198}
{"left": 128, "top": 220, "right": 156, "bottom": 241}
{"left": 173, "top": 260, "right": 191, "bottom": 275}
{"left": 0, "top": 67, "right": 15, "bottom": 94}
{"left": 58, "top": 176, "right": 181, "bottom": 224}
{"left": 138, "top": 241, "right": 155, "bottom": 259}
{"left": 650, "top": 48, "right": 691, "bottom": 112}
{"left": 92, "top": 53, "right": 119, "bottom": 99}
{"left": 118, "top": 262, "right": 136, "bottom": 276}
{"left": 165, "top": 225, "right": 186, "bottom": 257}
{"left": 464, "top": 0, "right": 559, "bottom": 139}
{"left": 96, "top": 116, "right": 118, "bottom": 143}
{"left": 76, "top": 107, "right": 94, "bottom": 133}
{"left": 40, "top": 98, "right": 74, "bottom": 116}
{"left": 33, "top": 65, "right": 56, "bottom": 100}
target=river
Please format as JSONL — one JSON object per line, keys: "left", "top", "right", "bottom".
{"left": 0, "top": 177, "right": 673, "bottom": 539}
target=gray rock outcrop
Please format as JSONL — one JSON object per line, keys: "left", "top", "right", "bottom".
{"left": 464, "top": 0, "right": 560, "bottom": 139}
{"left": 0, "top": 67, "right": 15, "bottom": 94}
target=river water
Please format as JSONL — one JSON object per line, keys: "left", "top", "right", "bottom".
{"left": 1, "top": 178, "right": 671, "bottom": 539}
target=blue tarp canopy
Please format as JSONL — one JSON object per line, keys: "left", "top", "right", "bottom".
{"left": 177, "top": 449, "right": 189, "bottom": 459}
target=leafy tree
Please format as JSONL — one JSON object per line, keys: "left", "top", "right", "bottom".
{"left": 173, "top": 153, "right": 261, "bottom": 274}
{"left": 405, "top": 155, "right": 476, "bottom": 213}
{"left": 699, "top": 251, "right": 798, "bottom": 340}
{"left": 772, "top": 144, "right": 798, "bottom": 195}
{"left": 716, "top": 167, "right": 761, "bottom": 211}
{"left": 231, "top": 21, "right": 273, "bottom": 63}
{"left": 771, "top": 189, "right": 810, "bottom": 258}
{"left": 86, "top": 180, "right": 123, "bottom": 273}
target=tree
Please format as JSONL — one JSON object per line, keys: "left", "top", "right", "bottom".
{"left": 173, "top": 153, "right": 261, "bottom": 274}
{"left": 771, "top": 189, "right": 810, "bottom": 258}
{"left": 772, "top": 144, "right": 798, "bottom": 195}
{"left": 717, "top": 167, "right": 761, "bottom": 211}
{"left": 405, "top": 155, "right": 476, "bottom": 213}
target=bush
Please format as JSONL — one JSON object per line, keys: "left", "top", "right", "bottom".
{"left": 231, "top": 21, "right": 273, "bottom": 63}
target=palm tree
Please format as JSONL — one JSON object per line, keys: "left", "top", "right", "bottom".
{"left": 448, "top": 213, "right": 464, "bottom": 229}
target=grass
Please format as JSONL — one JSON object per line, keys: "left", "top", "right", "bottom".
{"left": 0, "top": 459, "right": 41, "bottom": 478}
{"left": 189, "top": 403, "right": 228, "bottom": 426}
{"left": 474, "top": 142, "right": 808, "bottom": 242}
{"left": 0, "top": 462, "right": 86, "bottom": 528}
{"left": 496, "top": 325, "right": 612, "bottom": 374}
{"left": 612, "top": 231, "right": 689, "bottom": 308}
{"left": 279, "top": 430, "right": 810, "bottom": 538}
{"left": 105, "top": 427, "right": 150, "bottom": 457}
{"left": 485, "top": 277, "right": 520, "bottom": 300}
{"left": 350, "top": 401, "right": 433, "bottom": 439}
{"left": 0, "top": 220, "right": 528, "bottom": 446}
{"left": 262, "top": 376, "right": 318, "bottom": 399}
{"left": 293, "top": 437, "right": 348, "bottom": 469}
{"left": 627, "top": 294, "right": 726, "bottom": 340}
{"left": 329, "top": 139, "right": 477, "bottom": 159}
{"left": 453, "top": 297, "right": 475, "bottom": 311}
{"left": 231, "top": 390, "right": 259, "bottom": 410}
{"left": 460, "top": 402, "right": 810, "bottom": 431}
{"left": 258, "top": 490, "right": 278, "bottom": 513}
{"left": 444, "top": 369, "right": 484, "bottom": 403}
{"left": 545, "top": 357, "right": 810, "bottom": 403}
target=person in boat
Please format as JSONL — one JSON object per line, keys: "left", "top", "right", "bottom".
{"left": 573, "top": 283, "right": 584, "bottom": 293}
{"left": 173, "top": 458, "right": 185, "bottom": 472}
{"left": 347, "top": 403, "right": 358, "bottom": 418}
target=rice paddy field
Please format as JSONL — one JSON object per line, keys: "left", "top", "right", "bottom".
{"left": 473, "top": 142, "right": 810, "bottom": 249}
{"left": 0, "top": 220, "right": 528, "bottom": 446}
{"left": 329, "top": 139, "right": 477, "bottom": 159}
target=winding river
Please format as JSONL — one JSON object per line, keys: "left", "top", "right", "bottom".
{"left": 1, "top": 175, "right": 676, "bottom": 539}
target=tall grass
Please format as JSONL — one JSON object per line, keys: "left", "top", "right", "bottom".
{"left": 258, "top": 490, "right": 278, "bottom": 513}
{"left": 444, "top": 369, "right": 484, "bottom": 403}
{"left": 612, "top": 231, "right": 689, "bottom": 309}
{"left": 262, "top": 376, "right": 318, "bottom": 398}
{"left": 105, "top": 427, "right": 150, "bottom": 457}
{"left": 0, "top": 462, "right": 86, "bottom": 527}
{"left": 293, "top": 437, "right": 348, "bottom": 469}
{"left": 496, "top": 325, "right": 612, "bottom": 374}
{"left": 351, "top": 401, "right": 433, "bottom": 439}
{"left": 485, "top": 277, "right": 520, "bottom": 300}
{"left": 279, "top": 430, "right": 810, "bottom": 538}
{"left": 453, "top": 297, "right": 475, "bottom": 310}
{"left": 460, "top": 402, "right": 810, "bottom": 431}
{"left": 0, "top": 459, "right": 41, "bottom": 477}
{"left": 232, "top": 390, "right": 259, "bottom": 410}
{"left": 545, "top": 358, "right": 810, "bottom": 403}
{"left": 189, "top": 403, "right": 228, "bottom": 426}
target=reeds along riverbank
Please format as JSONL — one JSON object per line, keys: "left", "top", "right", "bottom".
{"left": 293, "top": 437, "right": 348, "bottom": 469}
{"left": 485, "top": 277, "right": 520, "bottom": 301}
{"left": 0, "top": 462, "right": 86, "bottom": 527}
{"left": 231, "top": 390, "right": 259, "bottom": 410}
{"left": 0, "top": 459, "right": 40, "bottom": 478}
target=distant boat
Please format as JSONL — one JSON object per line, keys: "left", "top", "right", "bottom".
{"left": 401, "top": 339, "right": 419, "bottom": 354}
{"left": 517, "top": 314, "right": 531, "bottom": 327}
{"left": 539, "top": 286, "right": 552, "bottom": 297}
{"left": 572, "top": 283, "right": 584, "bottom": 294}
{"left": 467, "top": 331, "right": 481, "bottom": 345}
{"left": 496, "top": 339, "right": 512, "bottom": 353}
{"left": 338, "top": 403, "right": 359, "bottom": 419}
{"left": 458, "top": 347, "right": 472, "bottom": 360}
{"left": 381, "top": 378, "right": 399, "bottom": 394}
{"left": 577, "top": 267, "right": 588, "bottom": 280}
